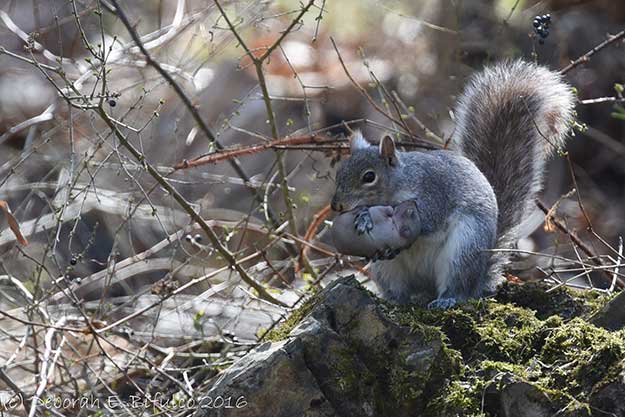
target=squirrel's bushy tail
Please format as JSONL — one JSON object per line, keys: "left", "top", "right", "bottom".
{"left": 451, "top": 60, "right": 575, "bottom": 248}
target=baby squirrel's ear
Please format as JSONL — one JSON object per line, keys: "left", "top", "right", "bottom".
{"left": 349, "top": 130, "right": 370, "bottom": 153}
{"left": 379, "top": 135, "right": 398, "bottom": 166}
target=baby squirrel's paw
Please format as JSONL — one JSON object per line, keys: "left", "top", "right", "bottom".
{"left": 427, "top": 297, "right": 457, "bottom": 310}
{"left": 354, "top": 208, "right": 374, "bottom": 235}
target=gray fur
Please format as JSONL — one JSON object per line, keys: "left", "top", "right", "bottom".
{"left": 331, "top": 60, "right": 574, "bottom": 306}
{"left": 452, "top": 60, "right": 575, "bottom": 246}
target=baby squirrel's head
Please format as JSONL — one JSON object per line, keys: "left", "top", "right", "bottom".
{"left": 331, "top": 132, "right": 403, "bottom": 212}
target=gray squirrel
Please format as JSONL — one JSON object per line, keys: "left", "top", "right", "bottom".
{"left": 330, "top": 60, "right": 575, "bottom": 308}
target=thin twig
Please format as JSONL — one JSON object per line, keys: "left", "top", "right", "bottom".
{"left": 28, "top": 318, "right": 68, "bottom": 417}
{"left": 560, "top": 28, "right": 625, "bottom": 74}
{"left": 330, "top": 37, "right": 438, "bottom": 149}
{"left": 108, "top": 0, "right": 286, "bottom": 232}
{"left": 174, "top": 134, "right": 332, "bottom": 169}
{"left": 536, "top": 199, "right": 624, "bottom": 288}
{"left": 296, "top": 203, "right": 331, "bottom": 274}
{"left": 330, "top": 37, "right": 406, "bottom": 133}
{"left": 610, "top": 237, "right": 623, "bottom": 292}
{"left": 98, "top": 106, "right": 287, "bottom": 307}
{"left": 579, "top": 96, "right": 625, "bottom": 105}
{"left": 213, "top": 0, "right": 318, "bottom": 278}
{"left": 0, "top": 104, "right": 56, "bottom": 145}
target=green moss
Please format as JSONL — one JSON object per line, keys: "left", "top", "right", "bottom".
{"left": 263, "top": 296, "right": 317, "bottom": 341}
{"left": 385, "top": 286, "right": 625, "bottom": 415}
{"left": 331, "top": 342, "right": 376, "bottom": 395}
{"left": 473, "top": 301, "right": 546, "bottom": 362}
{"left": 494, "top": 281, "right": 611, "bottom": 320}
{"left": 347, "top": 312, "right": 462, "bottom": 414}
{"left": 391, "top": 299, "right": 547, "bottom": 363}
{"left": 540, "top": 318, "right": 625, "bottom": 395}
{"left": 390, "top": 304, "right": 475, "bottom": 343}
{"left": 557, "top": 398, "right": 593, "bottom": 417}
{"left": 423, "top": 379, "right": 486, "bottom": 417}
{"left": 387, "top": 365, "right": 425, "bottom": 406}
{"left": 393, "top": 326, "right": 461, "bottom": 398}
{"left": 376, "top": 322, "right": 461, "bottom": 413}
{"left": 479, "top": 360, "right": 529, "bottom": 379}
{"left": 263, "top": 278, "right": 625, "bottom": 416}
{"left": 582, "top": 290, "right": 613, "bottom": 317}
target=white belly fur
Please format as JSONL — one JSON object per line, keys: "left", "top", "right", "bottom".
{"left": 371, "top": 213, "right": 464, "bottom": 302}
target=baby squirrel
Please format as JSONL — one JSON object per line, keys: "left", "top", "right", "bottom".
{"left": 330, "top": 60, "right": 575, "bottom": 308}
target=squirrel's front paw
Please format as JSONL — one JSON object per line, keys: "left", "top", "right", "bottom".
{"left": 354, "top": 208, "right": 374, "bottom": 235}
{"left": 427, "top": 297, "right": 457, "bottom": 310}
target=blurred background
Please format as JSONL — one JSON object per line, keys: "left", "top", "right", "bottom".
{"left": 0, "top": 0, "right": 623, "bottom": 412}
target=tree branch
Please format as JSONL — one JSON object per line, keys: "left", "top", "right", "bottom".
{"left": 560, "top": 28, "right": 625, "bottom": 74}
{"left": 108, "top": 0, "right": 287, "bottom": 233}
{"left": 98, "top": 106, "right": 287, "bottom": 307}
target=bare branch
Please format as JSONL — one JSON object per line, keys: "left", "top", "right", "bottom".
{"left": 560, "top": 28, "right": 625, "bottom": 74}
{"left": 108, "top": 0, "right": 287, "bottom": 233}
{"left": 97, "top": 105, "right": 287, "bottom": 307}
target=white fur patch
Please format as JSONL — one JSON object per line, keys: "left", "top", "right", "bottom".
{"left": 372, "top": 213, "right": 463, "bottom": 300}
{"left": 350, "top": 130, "right": 370, "bottom": 152}
{"left": 433, "top": 215, "right": 472, "bottom": 296}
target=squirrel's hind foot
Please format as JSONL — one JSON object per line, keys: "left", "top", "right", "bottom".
{"left": 427, "top": 297, "right": 458, "bottom": 310}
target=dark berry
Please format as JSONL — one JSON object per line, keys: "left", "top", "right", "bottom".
{"left": 70, "top": 257, "right": 77, "bottom": 265}
{"left": 108, "top": 99, "right": 116, "bottom": 107}
{"left": 533, "top": 20, "right": 540, "bottom": 28}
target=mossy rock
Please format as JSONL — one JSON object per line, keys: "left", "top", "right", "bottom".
{"left": 199, "top": 277, "right": 624, "bottom": 417}
{"left": 494, "top": 280, "right": 608, "bottom": 320}
{"left": 391, "top": 282, "right": 623, "bottom": 416}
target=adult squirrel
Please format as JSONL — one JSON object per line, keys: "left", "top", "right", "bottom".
{"left": 330, "top": 60, "right": 575, "bottom": 308}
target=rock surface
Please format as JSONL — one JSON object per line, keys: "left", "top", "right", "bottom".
{"left": 195, "top": 277, "right": 625, "bottom": 417}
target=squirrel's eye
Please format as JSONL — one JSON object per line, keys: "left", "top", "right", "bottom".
{"left": 362, "top": 171, "right": 376, "bottom": 184}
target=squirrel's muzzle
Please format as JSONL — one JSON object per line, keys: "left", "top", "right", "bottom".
{"left": 330, "top": 195, "right": 343, "bottom": 212}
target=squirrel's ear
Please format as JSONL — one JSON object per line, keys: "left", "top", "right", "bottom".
{"left": 349, "top": 130, "right": 370, "bottom": 153}
{"left": 379, "top": 135, "right": 398, "bottom": 166}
